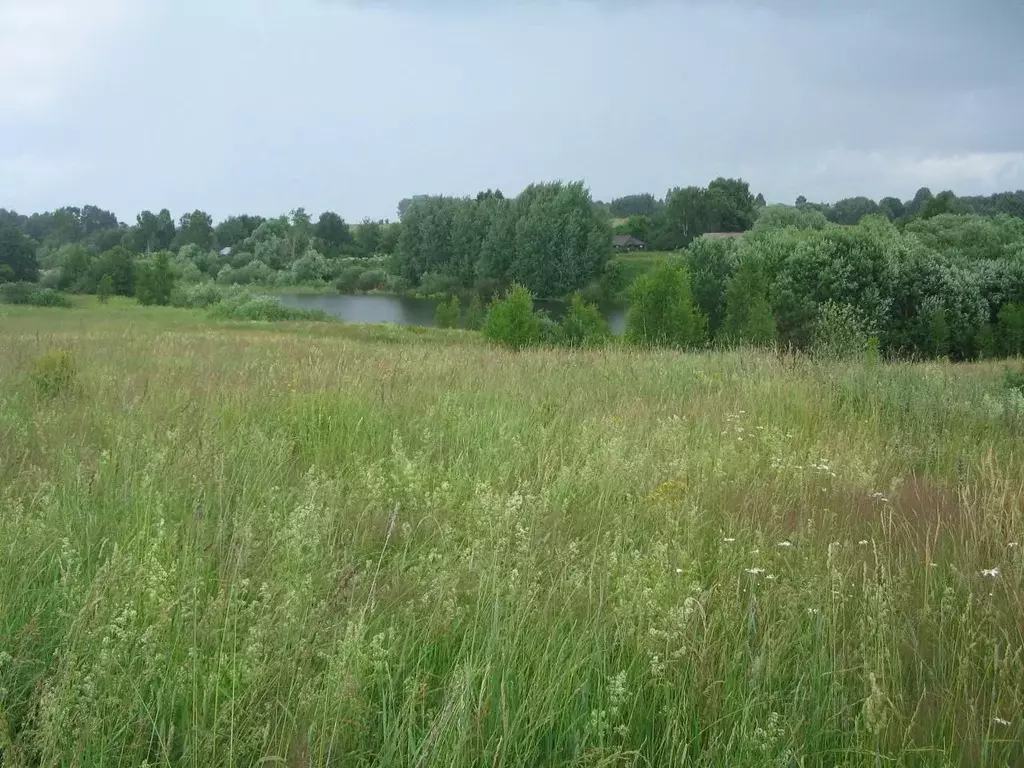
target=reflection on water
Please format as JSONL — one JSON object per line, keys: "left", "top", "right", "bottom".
{"left": 277, "top": 293, "right": 628, "bottom": 334}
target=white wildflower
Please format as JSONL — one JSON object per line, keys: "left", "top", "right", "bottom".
{"left": 745, "top": 567, "right": 766, "bottom": 576}
{"left": 993, "top": 717, "right": 1011, "bottom": 727}
{"left": 777, "top": 540, "right": 794, "bottom": 548}
{"left": 723, "top": 537, "right": 736, "bottom": 543}
{"left": 1009, "top": 542, "right": 1020, "bottom": 549}
{"left": 982, "top": 568, "right": 1000, "bottom": 578}
{"left": 858, "top": 540, "right": 868, "bottom": 546}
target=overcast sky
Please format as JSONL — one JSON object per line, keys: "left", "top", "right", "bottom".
{"left": 2, "top": 0, "right": 1023, "bottom": 223}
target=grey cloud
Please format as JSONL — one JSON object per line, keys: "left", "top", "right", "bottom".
{"left": 1, "top": 0, "right": 1022, "bottom": 221}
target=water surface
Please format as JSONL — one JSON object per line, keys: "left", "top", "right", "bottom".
{"left": 278, "top": 293, "right": 627, "bottom": 334}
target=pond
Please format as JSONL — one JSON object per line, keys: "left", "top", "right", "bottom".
{"left": 277, "top": 293, "right": 628, "bottom": 334}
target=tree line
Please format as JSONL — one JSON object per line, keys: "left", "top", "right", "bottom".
{"left": 3, "top": 182, "right": 1024, "bottom": 320}
{"left": 0, "top": 205, "right": 400, "bottom": 297}
{"left": 633, "top": 211, "right": 1024, "bottom": 359}
{"left": 606, "top": 186, "right": 1024, "bottom": 251}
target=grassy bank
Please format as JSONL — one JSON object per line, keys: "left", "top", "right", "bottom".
{"left": 1, "top": 303, "right": 1022, "bottom": 766}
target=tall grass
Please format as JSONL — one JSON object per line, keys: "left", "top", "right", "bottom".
{"left": 0, "top": 305, "right": 1022, "bottom": 766}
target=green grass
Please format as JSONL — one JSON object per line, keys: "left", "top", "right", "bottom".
{"left": 1, "top": 303, "right": 1023, "bottom": 766}
{"left": 614, "top": 250, "right": 674, "bottom": 281}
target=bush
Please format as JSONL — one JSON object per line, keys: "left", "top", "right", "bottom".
{"left": 97, "top": 274, "right": 114, "bottom": 304}
{"left": 997, "top": 302, "right": 1024, "bottom": 356}
{"left": 537, "top": 312, "right": 562, "bottom": 345}
{"left": 334, "top": 265, "right": 365, "bottom": 293}
{"left": 31, "top": 349, "right": 78, "bottom": 398}
{"left": 386, "top": 274, "right": 411, "bottom": 294}
{"left": 1004, "top": 366, "right": 1024, "bottom": 394}
{"left": 419, "top": 272, "right": 461, "bottom": 297}
{"left": 625, "top": 261, "right": 707, "bottom": 348}
{"left": 482, "top": 284, "right": 542, "bottom": 350}
{"left": 135, "top": 252, "right": 175, "bottom": 306}
{"left": 170, "top": 281, "right": 230, "bottom": 309}
{"left": 207, "top": 292, "right": 328, "bottom": 322}
{"left": 720, "top": 257, "right": 775, "bottom": 346}
{"left": 465, "top": 295, "right": 486, "bottom": 330}
{"left": 559, "top": 292, "right": 610, "bottom": 347}
{"left": 434, "top": 295, "right": 461, "bottom": 329}
{"left": 810, "top": 301, "right": 873, "bottom": 360}
{"left": 356, "top": 269, "right": 389, "bottom": 292}
{"left": 0, "top": 282, "right": 72, "bottom": 308}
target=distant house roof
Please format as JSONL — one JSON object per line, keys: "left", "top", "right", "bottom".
{"left": 219, "top": 246, "right": 232, "bottom": 257}
{"left": 613, "top": 235, "right": 646, "bottom": 248}
{"left": 701, "top": 232, "right": 745, "bottom": 239}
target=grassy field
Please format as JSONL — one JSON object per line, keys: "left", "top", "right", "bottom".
{"left": 1, "top": 302, "right": 1023, "bottom": 766}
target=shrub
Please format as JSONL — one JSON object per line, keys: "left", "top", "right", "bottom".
{"left": 598, "top": 258, "right": 628, "bottom": 300}
{"left": 386, "top": 274, "right": 411, "bottom": 294}
{"left": 434, "top": 295, "right": 461, "bottom": 329}
{"left": 135, "top": 252, "right": 175, "bottom": 306}
{"left": 482, "top": 284, "right": 542, "bottom": 350}
{"left": 720, "top": 257, "right": 775, "bottom": 346}
{"left": 810, "top": 301, "right": 873, "bottom": 360}
{"left": 419, "top": 272, "right": 461, "bottom": 297}
{"left": 0, "top": 282, "right": 72, "bottom": 308}
{"left": 208, "top": 292, "right": 327, "bottom": 322}
{"left": 31, "top": 349, "right": 78, "bottom": 397}
{"left": 537, "top": 312, "right": 562, "bottom": 345}
{"left": 170, "top": 281, "right": 229, "bottom": 309}
{"left": 559, "top": 292, "right": 609, "bottom": 347}
{"left": 97, "top": 274, "right": 113, "bottom": 304}
{"left": 1004, "top": 366, "right": 1024, "bottom": 394}
{"left": 465, "top": 295, "right": 486, "bottom": 330}
{"left": 334, "top": 265, "right": 365, "bottom": 293}
{"left": 997, "top": 302, "right": 1024, "bottom": 357}
{"left": 356, "top": 269, "right": 388, "bottom": 292}
{"left": 625, "top": 261, "right": 707, "bottom": 348}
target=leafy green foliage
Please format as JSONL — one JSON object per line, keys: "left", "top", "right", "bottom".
{"left": 30, "top": 349, "right": 78, "bottom": 397}
{"left": 135, "top": 252, "right": 175, "bottom": 306}
{"left": 465, "top": 295, "right": 486, "bottom": 330}
{"left": 810, "top": 301, "right": 873, "bottom": 359}
{"left": 97, "top": 275, "right": 113, "bottom": 304}
{"left": 720, "top": 257, "right": 775, "bottom": 346}
{"left": 0, "top": 282, "right": 72, "bottom": 308}
{"left": 684, "top": 236, "right": 739, "bottom": 337}
{"left": 997, "top": 303, "right": 1024, "bottom": 356}
{"left": 558, "top": 292, "right": 610, "bottom": 347}
{"left": 207, "top": 292, "right": 328, "bottom": 322}
{"left": 314, "top": 211, "right": 352, "bottom": 257}
{"left": 752, "top": 205, "right": 829, "bottom": 233}
{"left": 396, "top": 183, "right": 611, "bottom": 298}
{"left": 608, "top": 193, "right": 663, "bottom": 218}
{"left": 0, "top": 223, "right": 39, "bottom": 282}
{"left": 482, "top": 284, "right": 542, "bottom": 349}
{"left": 96, "top": 246, "right": 136, "bottom": 296}
{"left": 173, "top": 210, "right": 215, "bottom": 252}
{"left": 625, "top": 260, "right": 707, "bottom": 348}
{"left": 434, "top": 295, "right": 461, "bottom": 329}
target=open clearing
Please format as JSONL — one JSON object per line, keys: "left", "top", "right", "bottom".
{"left": 1, "top": 302, "right": 1022, "bottom": 766}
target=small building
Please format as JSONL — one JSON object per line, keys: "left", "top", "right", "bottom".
{"left": 613, "top": 234, "right": 647, "bottom": 251}
{"left": 219, "top": 246, "right": 232, "bottom": 258}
